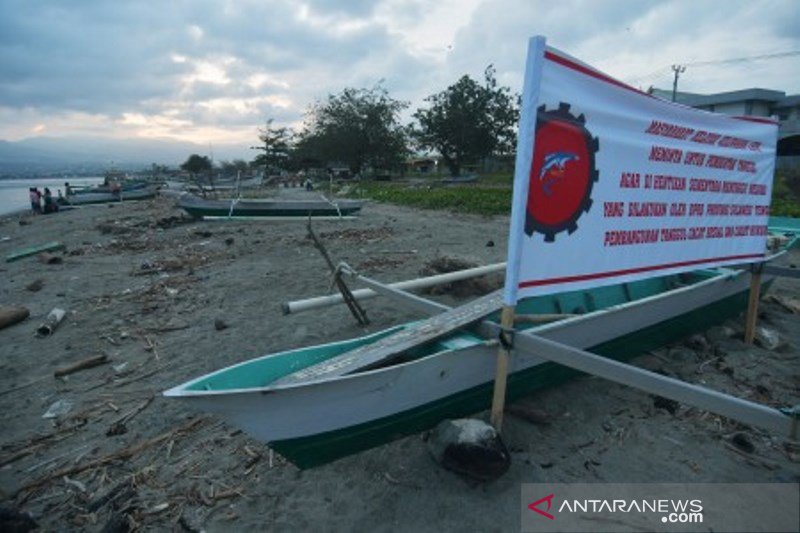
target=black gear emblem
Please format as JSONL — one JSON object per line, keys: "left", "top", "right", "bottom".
{"left": 525, "top": 102, "right": 600, "bottom": 242}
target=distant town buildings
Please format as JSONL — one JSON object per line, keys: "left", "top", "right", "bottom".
{"left": 651, "top": 87, "right": 800, "bottom": 168}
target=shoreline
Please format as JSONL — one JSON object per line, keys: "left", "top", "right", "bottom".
{"left": 0, "top": 194, "right": 798, "bottom": 531}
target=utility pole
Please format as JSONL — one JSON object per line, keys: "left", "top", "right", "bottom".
{"left": 671, "top": 64, "right": 686, "bottom": 102}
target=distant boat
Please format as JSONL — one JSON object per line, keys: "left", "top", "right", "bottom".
{"left": 177, "top": 194, "right": 365, "bottom": 219}
{"left": 441, "top": 174, "right": 478, "bottom": 184}
{"left": 58, "top": 185, "right": 158, "bottom": 206}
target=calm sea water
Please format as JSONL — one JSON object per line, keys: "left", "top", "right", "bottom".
{"left": 0, "top": 178, "right": 103, "bottom": 216}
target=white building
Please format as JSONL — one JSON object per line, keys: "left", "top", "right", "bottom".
{"left": 651, "top": 88, "right": 800, "bottom": 168}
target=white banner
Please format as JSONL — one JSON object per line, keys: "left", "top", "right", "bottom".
{"left": 505, "top": 37, "right": 778, "bottom": 304}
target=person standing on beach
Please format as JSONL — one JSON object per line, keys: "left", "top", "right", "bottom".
{"left": 43, "top": 187, "right": 57, "bottom": 213}
{"left": 29, "top": 187, "right": 42, "bottom": 214}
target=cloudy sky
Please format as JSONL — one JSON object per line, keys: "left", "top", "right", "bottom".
{"left": 1, "top": 0, "right": 798, "bottom": 148}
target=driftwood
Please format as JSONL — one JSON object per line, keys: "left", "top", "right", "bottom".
{"left": 106, "top": 397, "right": 154, "bottom": 436}
{"left": 37, "top": 252, "right": 63, "bottom": 265}
{"left": 0, "top": 306, "right": 29, "bottom": 330}
{"left": 0, "top": 375, "right": 48, "bottom": 398}
{"left": 54, "top": 354, "right": 110, "bottom": 378}
{"left": 16, "top": 417, "right": 208, "bottom": 500}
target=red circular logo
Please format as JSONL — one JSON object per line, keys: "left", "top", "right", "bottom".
{"left": 525, "top": 103, "right": 599, "bottom": 242}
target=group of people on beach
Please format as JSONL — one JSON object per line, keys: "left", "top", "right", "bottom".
{"left": 28, "top": 187, "right": 59, "bottom": 215}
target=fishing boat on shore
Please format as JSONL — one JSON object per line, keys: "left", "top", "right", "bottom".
{"left": 58, "top": 184, "right": 158, "bottom": 206}
{"left": 164, "top": 225, "right": 798, "bottom": 468}
{"left": 176, "top": 193, "right": 365, "bottom": 219}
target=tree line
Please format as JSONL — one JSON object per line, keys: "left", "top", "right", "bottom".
{"left": 182, "top": 66, "right": 519, "bottom": 179}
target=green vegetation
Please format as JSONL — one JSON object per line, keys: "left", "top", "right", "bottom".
{"left": 771, "top": 170, "right": 800, "bottom": 217}
{"left": 357, "top": 168, "right": 800, "bottom": 220}
{"left": 414, "top": 66, "right": 519, "bottom": 177}
{"left": 359, "top": 181, "right": 512, "bottom": 216}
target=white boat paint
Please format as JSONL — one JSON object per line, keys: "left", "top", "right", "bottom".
{"left": 165, "top": 267, "right": 757, "bottom": 442}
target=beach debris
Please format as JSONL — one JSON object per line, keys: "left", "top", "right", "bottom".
{"left": 87, "top": 480, "right": 135, "bottom": 513}
{"left": 25, "top": 278, "right": 45, "bottom": 292}
{"left": 63, "top": 475, "right": 87, "bottom": 493}
{"left": 0, "top": 506, "right": 37, "bottom": 532}
{"left": 486, "top": 240, "right": 494, "bottom": 247}
{"left": 107, "top": 397, "right": 155, "bottom": 436}
{"left": 684, "top": 334, "right": 710, "bottom": 353}
{"left": 668, "top": 347, "right": 697, "bottom": 364}
{"left": 652, "top": 395, "right": 679, "bottom": 414}
{"left": 16, "top": 417, "right": 208, "bottom": 499}
{"left": 38, "top": 252, "right": 63, "bottom": 264}
{"left": 0, "top": 306, "right": 30, "bottom": 330}
{"left": 705, "top": 324, "right": 737, "bottom": 344}
{"left": 18, "top": 219, "right": 30, "bottom": 226}
{"left": 766, "top": 294, "right": 800, "bottom": 314}
{"left": 506, "top": 402, "right": 553, "bottom": 425}
{"left": 427, "top": 418, "right": 510, "bottom": 481}
{"left": 6, "top": 241, "right": 65, "bottom": 262}
{"left": 225, "top": 237, "right": 234, "bottom": 246}
{"left": 730, "top": 433, "right": 755, "bottom": 454}
{"left": 35, "top": 307, "right": 66, "bottom": 337}
{"left": 420, "top": 256, "right": 503, "bottom": 297}
{"left": 43, "top": 399, "right": 74, "bottom": 419}
{"left": 214, "top": 318, "right": 229, "bottom": 331}
{"left": 754, "top": 326, "right": 781, "bottom": 350}
{"left": 54, "top": 354, "right": 110, "bottom": 378}
{"left": 100, "top": 512, "right": 131, "bottom": 533}
{"left": 318, "top": 226, "right": 393, "bottom": 244}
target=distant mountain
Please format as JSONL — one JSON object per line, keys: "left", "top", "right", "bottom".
{"left": 0, "top": 136, "right": 252, "bottom": 177}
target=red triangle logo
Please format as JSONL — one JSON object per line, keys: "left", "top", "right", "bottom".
{"left": 528, "top": 493, "right": 555, "bottom": 520}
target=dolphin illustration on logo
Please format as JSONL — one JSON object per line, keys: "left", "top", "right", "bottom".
{"left": 539, "top": 152, "right": 579, "bottom": 180}
{"left": 539, "top": 151, "right": 579, "bottom": 196}
{"left": 525, "top": 102, "right": 599, "bottom": 242}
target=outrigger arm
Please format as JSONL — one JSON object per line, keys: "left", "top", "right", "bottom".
{"left": 338, "top": 263, "right": 799, "bottom": 440}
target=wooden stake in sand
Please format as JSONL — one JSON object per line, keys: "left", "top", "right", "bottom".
{"left": 490, "top": 306, "right": 515, "bottom": 431}
{"left": 744, "top": 262, "right": 764, "bottom": 344}
{"left": 306, "top": 219, "right": 369, "bottom": 326}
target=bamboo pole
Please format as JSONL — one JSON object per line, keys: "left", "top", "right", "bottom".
{"left": 744, "top": 264, "right": 764, "bottom": 344}
{"left": 490, "top": 306, "right": 515, "bottom": 431}
{"left": 283, "top": 263, "right": 506, "bottom": 315}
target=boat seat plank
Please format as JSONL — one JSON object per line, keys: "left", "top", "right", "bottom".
{"left": 271, "top": 290, "right": 504, "bottom": 386}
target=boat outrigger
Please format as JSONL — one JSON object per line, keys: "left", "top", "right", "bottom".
{"left": 164, "top": 226, "right": 799, "bottom": 468}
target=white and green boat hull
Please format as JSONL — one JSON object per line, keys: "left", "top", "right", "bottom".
{"left": 165, "top": 266, "right": 772, "bottom": 468}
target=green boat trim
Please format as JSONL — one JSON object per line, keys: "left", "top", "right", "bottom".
{"left": 270, "top": 280, "right": 770, "bottom": 468}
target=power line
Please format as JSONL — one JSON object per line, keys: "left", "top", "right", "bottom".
{"left": 687, "top": 50, "right": 800, "bottom": 67}
{"left": 625, "top": 50, "right": 800, "bottom": 86}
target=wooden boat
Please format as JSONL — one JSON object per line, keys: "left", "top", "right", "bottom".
{"left": 164, "top": 254, "right": 790, "bottom": 468}
{"left": 58, "top": 185, "right": 158, "bottom": 206}
{"left": 69, "top": 180, "right": 149, "bottom": 195}
{"left": 176, "top": 193, "right": 365, "bottom": 219}
{"left": 441, "top": 174, "right": 479, "bottom": 184}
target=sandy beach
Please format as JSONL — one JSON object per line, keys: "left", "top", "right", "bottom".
{"left": 1, "top": 189, "right": 798, "bottom": 531}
